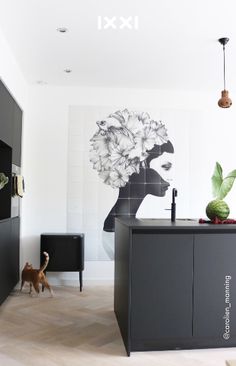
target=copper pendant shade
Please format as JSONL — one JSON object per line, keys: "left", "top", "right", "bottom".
{"left": 218, "top": 90, "right": 232, "bottom": 108}
{"left": 218, "top": 37, "right": 232, "bottom": 108}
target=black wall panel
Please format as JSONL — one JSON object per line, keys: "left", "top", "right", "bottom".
{"left": 0, "top": 80, "right": 14, "bottom": 147}
{"left": 12, "top": 102, "right": 22, "bottom": 166}
{"left": 0, "top": 140, "right": 12, "bottom": 220}
{"left": 0, "top": 79, "right": 22, "bottom": 165}
{"left": 0, "top": 79, "right": 22, "bottom": 305}
{"left": 0, "top": 220, "right": 11, "bottom": 305}
{"left": 9, "top": 218, "right": 20, "bottom": 290}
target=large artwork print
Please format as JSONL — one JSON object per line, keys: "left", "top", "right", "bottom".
{"left": 90, "top": 109, "right": 174, "bottom": 259}
{"left": 67, "top": 106, "right": 190, "bottom": 261}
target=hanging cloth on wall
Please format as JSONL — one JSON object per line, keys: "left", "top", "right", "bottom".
{"left": 16, "top": 175, "right": 24, "bottom": 197}
{"left": 12, "top": 175, "right": 25, "bottom": 197}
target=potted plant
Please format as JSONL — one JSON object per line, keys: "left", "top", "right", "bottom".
{"left": 206, "top": 162, "right": 236, "bottom": 221}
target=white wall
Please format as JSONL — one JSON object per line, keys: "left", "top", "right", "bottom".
{"left": 0, "top": 28, "right": 28, "bottom": 109}
{"left": 22, "top": 85, "right": 236, "bottom": 283}
{"left": 2, "top": 21, "right": 236, "bottom": 284}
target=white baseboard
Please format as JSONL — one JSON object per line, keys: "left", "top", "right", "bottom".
{"left": 45, "top": 260, "right": 114, "bottom": 286}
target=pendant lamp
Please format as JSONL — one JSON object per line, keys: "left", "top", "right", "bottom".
{"left": 218, "top": 37, "right": 232, "bottom": 108}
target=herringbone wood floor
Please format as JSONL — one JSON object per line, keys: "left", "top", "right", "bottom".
{"left": 0, "top": 283, "right": 235, "bottom": 366}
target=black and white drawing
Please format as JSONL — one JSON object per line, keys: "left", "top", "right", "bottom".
{"left": 67, "top": 106, "right": 192, "bottom": 261}
{"left": 90, "top": 109, "right": 174, "bottom": 258}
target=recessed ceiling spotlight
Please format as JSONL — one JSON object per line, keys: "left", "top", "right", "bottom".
{"left": 64, "top": 69, "right": 72, "bottom": 73}
{"left": 57, "top": 27, "right": 68, "bottom": 33}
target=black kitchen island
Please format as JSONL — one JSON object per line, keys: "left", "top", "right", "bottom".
{"left": 114, "top": 217, "right": 236, "bottom": 355}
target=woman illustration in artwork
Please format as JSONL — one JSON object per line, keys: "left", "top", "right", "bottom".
{"left": 90, "top": 109, "right": 174, "bottom": 259}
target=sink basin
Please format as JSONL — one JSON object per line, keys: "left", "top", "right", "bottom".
{"left": 138, "top": 218, "right": 196, "bottom": 222}
{"left": 176, "top": 218, "right": 195, "bottom": 221}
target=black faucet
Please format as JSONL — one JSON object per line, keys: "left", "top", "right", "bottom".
{"left": 166, "top": 188, "right": 178, "bottom": 222}
{"left": 171, "top": 188, "right": 178, "bottom": 222}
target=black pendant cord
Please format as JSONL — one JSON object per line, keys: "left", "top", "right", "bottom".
{"left": 217, "top": 37, "right": 232, "bottom": 108}
{"left": 218, "top": 37, "right": 229, "bottom": 91}
{"left": 223, "top": 44, "right": 226, "bottom": 90}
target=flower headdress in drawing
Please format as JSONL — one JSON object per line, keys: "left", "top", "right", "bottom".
{"left": 90, "top": 109, "right": 169, "bottom": 188}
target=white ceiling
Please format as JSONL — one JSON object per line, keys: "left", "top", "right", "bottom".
{"left": 0, "top": 0, "right": 236, "bottom": 91}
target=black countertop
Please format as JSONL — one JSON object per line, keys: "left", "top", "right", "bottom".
{"left": 115, "top": 217, "right": 236, "bottom": 233}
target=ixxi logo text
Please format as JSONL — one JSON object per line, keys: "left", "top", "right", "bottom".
{"left": 97, "top": 16, "right": 139, "bottom": 30}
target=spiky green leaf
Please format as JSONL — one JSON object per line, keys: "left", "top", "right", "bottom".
{"left": 211, "top": 162, "right": 223, "bottom": 198}
{"left": 218, "top": 169, "right": 236, "bottom": 199}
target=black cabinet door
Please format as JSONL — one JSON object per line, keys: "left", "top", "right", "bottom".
{"left": 0, "top": 80, "right": 14, "bottom": 147}
{"left": 12, "top": 102, "right": 22, "bottom": 166}
{"left": 8, "top": 217, "right": 20, "bottom": 289}
{"left": 131, "top": 233, "right": 193, "bottom": 341}
{"left": 0, "top": 220, "right": 11, "bottom": 305}
{"left": 193, "top": 234, "right": 236, "bottom": 340}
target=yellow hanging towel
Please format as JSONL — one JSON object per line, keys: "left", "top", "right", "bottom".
{"left": 16, "top": 175, "right": 24, "bottom": 197}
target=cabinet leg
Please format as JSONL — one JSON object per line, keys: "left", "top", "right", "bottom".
{"left": 79, "top": 271, "right": 83, "bottom": 292}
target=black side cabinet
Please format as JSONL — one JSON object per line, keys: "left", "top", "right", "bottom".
{"left": 40, "top": 233, "right": 84, "bottom": 291}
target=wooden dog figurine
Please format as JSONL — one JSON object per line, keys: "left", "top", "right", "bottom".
{"left": 20, "top": 252, "right": 53, "bottom": 296}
